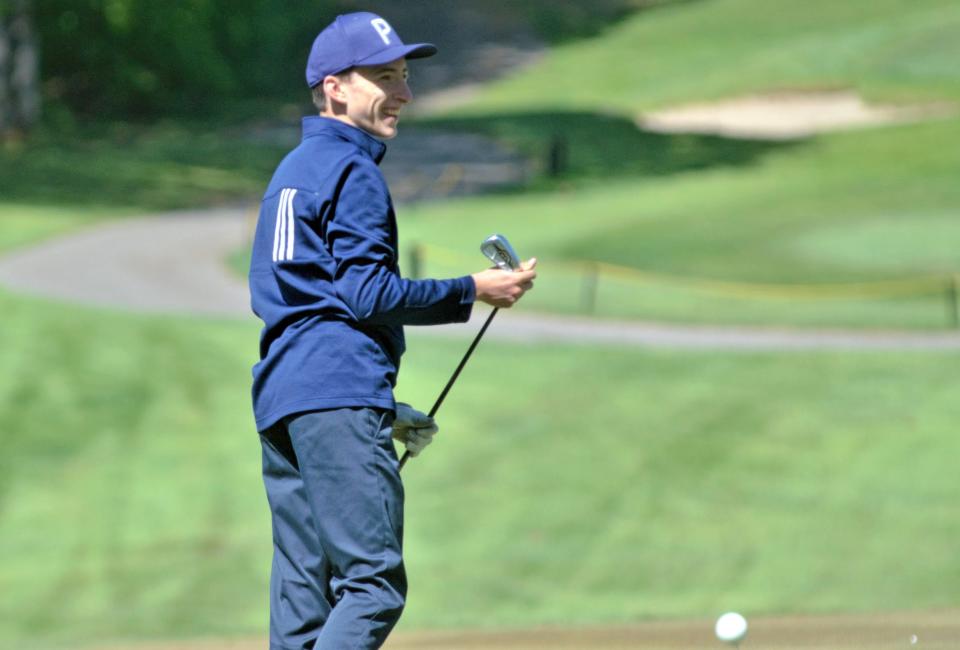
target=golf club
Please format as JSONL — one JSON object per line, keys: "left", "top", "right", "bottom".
{"left": 398, "top": 234, "right": 522, "bottom": 470}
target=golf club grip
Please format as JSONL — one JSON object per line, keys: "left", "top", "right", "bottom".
{"left": 398, "top": 307, "right": 500, "bottom": 471}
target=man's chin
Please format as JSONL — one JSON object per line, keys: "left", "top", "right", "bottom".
{"left": 381, "top": 118, "right": 400, "bottom": 139}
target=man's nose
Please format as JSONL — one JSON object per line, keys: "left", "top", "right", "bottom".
{"left": 396, "top": 80, "right": 413, "bottom": 104}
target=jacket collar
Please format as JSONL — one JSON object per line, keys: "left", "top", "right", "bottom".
{"left": 302, "top": 116, "right": 387, "bottom": 164}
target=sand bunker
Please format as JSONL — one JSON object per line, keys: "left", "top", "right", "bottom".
{"left": 638, "top": 89, "right": 954, "bottom": 139}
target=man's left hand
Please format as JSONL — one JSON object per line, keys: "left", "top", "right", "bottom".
{"left": 392, "top": 403, "right": 439, "bottom": 457}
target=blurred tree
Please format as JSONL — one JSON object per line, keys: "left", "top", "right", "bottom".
{"left": 28, "top": 1, "right": 656, "bottom": 121}
{"left": 35, "top": 0, "right": 352, "bottom": 119}
{"left": 0, "top": 0, "right": 40, "bottom": 135}
{"left": 0, "top": 12, "right": 6, "bottom": 130}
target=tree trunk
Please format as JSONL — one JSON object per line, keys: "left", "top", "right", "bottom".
{"left": 9, "top": 0, "right": 39, "bottom": 130}
{"left": 0, "top": 14, "right": 10, "bottom": 133}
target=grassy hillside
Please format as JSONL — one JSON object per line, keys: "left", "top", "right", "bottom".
{"left": 398, "top": 0, "right": 960, "bottom": 328}
{"left": 463, "top": 0, "right": 960, "bottom": 113}
{"left": 1, "top": 291, "right": 958, "bottom": 648}
{"left": 398, "top": 115, "right": 960, "bottom": 328}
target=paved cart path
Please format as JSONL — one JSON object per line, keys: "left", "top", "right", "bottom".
{"left": 0, "top": 207, "right": 254, "bottom": 317}
{"left": 2, "top": 206, "right": 960, "bottom": 350}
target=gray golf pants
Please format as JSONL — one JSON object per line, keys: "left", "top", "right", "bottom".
{"left": 259, "top": 407, "right": 405, "bottom": 650}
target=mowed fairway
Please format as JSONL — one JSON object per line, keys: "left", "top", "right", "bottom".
{"left": 2, "top": 291, "right": 959, "bottom": 647}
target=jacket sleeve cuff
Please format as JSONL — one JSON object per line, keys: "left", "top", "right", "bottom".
{"left": 456, "top": 275, "right": 476, "bottom": 322}
{"left": 459, "top": 274, "right": 476, "bottom": 305}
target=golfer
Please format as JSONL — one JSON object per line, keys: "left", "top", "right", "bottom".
{"left": 248, "top": 12, "right": 536, "bottom": 650}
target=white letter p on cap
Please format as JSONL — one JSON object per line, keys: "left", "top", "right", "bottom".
{"left": 371, "top": 18, "right": 392, "bottom": 45}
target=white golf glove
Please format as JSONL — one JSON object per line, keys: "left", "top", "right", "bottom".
{"left": 392, "top": 402, "right": 439, "bottom": 457}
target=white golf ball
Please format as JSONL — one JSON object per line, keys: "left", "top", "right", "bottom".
{"left": 715, "top": 612, "right": 748, "bottom": 644}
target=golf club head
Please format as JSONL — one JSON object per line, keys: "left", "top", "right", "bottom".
{"left": 481, "top": 234, "right": 522, "bottom": 271}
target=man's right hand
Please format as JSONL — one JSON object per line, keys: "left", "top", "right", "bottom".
{"left": 471, "top": 258, "right": 537, "bottom": 308}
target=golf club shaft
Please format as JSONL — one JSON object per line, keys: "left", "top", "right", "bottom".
{"left": 398, "top": 307, "right": 500, "bottom": 471}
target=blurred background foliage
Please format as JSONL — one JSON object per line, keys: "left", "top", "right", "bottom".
{"left": 35, "top": 0, "right": 343, "bottom": 119}
{"left": 30, "top": 0, "right": 660, "bottom": 122}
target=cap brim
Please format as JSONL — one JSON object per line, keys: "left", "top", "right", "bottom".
{"left": 404, "top": 43, "right": 438, "bottom": 60}
{"left": 355, "top": 42, "right": 438, "bottom": 67}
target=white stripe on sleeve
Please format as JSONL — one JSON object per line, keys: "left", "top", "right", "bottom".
{"left": 276, "top": 188, "right": 289, "bottom": 263}
{"left": 285, "top": 189, "right": 297, "bottom": 261}
{"left": 272, "top": 188, "right": 288, "bottom": 263}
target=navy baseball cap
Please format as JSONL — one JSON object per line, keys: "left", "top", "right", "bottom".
{"left": 306, "top": 12, "right": 438, "bottom": 87}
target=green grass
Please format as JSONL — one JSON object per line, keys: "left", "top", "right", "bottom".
{"left": 1, "top": 291, "right": 959, "bottom": 648}
{"left": 398, "top": 335, "right": 960, "bottom": 628}
{"left": 0, "top": 294, "right": 267, "bottom": 647}
{"left": 463, "top": 0, "right": 960, "bottom": 113}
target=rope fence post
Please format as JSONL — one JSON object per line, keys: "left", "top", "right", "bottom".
{"left": 581, "top": 261, "right": 599, "bottom": 314}
{"left": 408, "top": 242, "right": 423, "bottom": 280}
{"left": 547, "top": 134, "right": 568, "bottom": 177}
{"left": 948, "top": 274, "right": 959, "bottom": 329}
{"left": 409, "top": 242, "right": 954, "bottom": 328}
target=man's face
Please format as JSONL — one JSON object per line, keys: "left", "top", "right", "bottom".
{"left": 333, "top": 58, "right": 413, "bottom": 139}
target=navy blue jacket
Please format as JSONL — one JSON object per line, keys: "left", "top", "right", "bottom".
{"left": 249, "top": 117, "right": 475, "bottom": 431}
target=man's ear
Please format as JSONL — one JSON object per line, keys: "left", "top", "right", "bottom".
{"left": 323, "top": 74, "right": 348, "bottom": 105}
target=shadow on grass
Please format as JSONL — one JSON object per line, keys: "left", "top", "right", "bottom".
{"left": 0, "top": 122, "right": 289, "bottom": 211}
{"left": 414, "top": 110, "right": 802, "bottom": 189}
{"left": 2, "top": 110, "right": 800, "bottom": 211}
